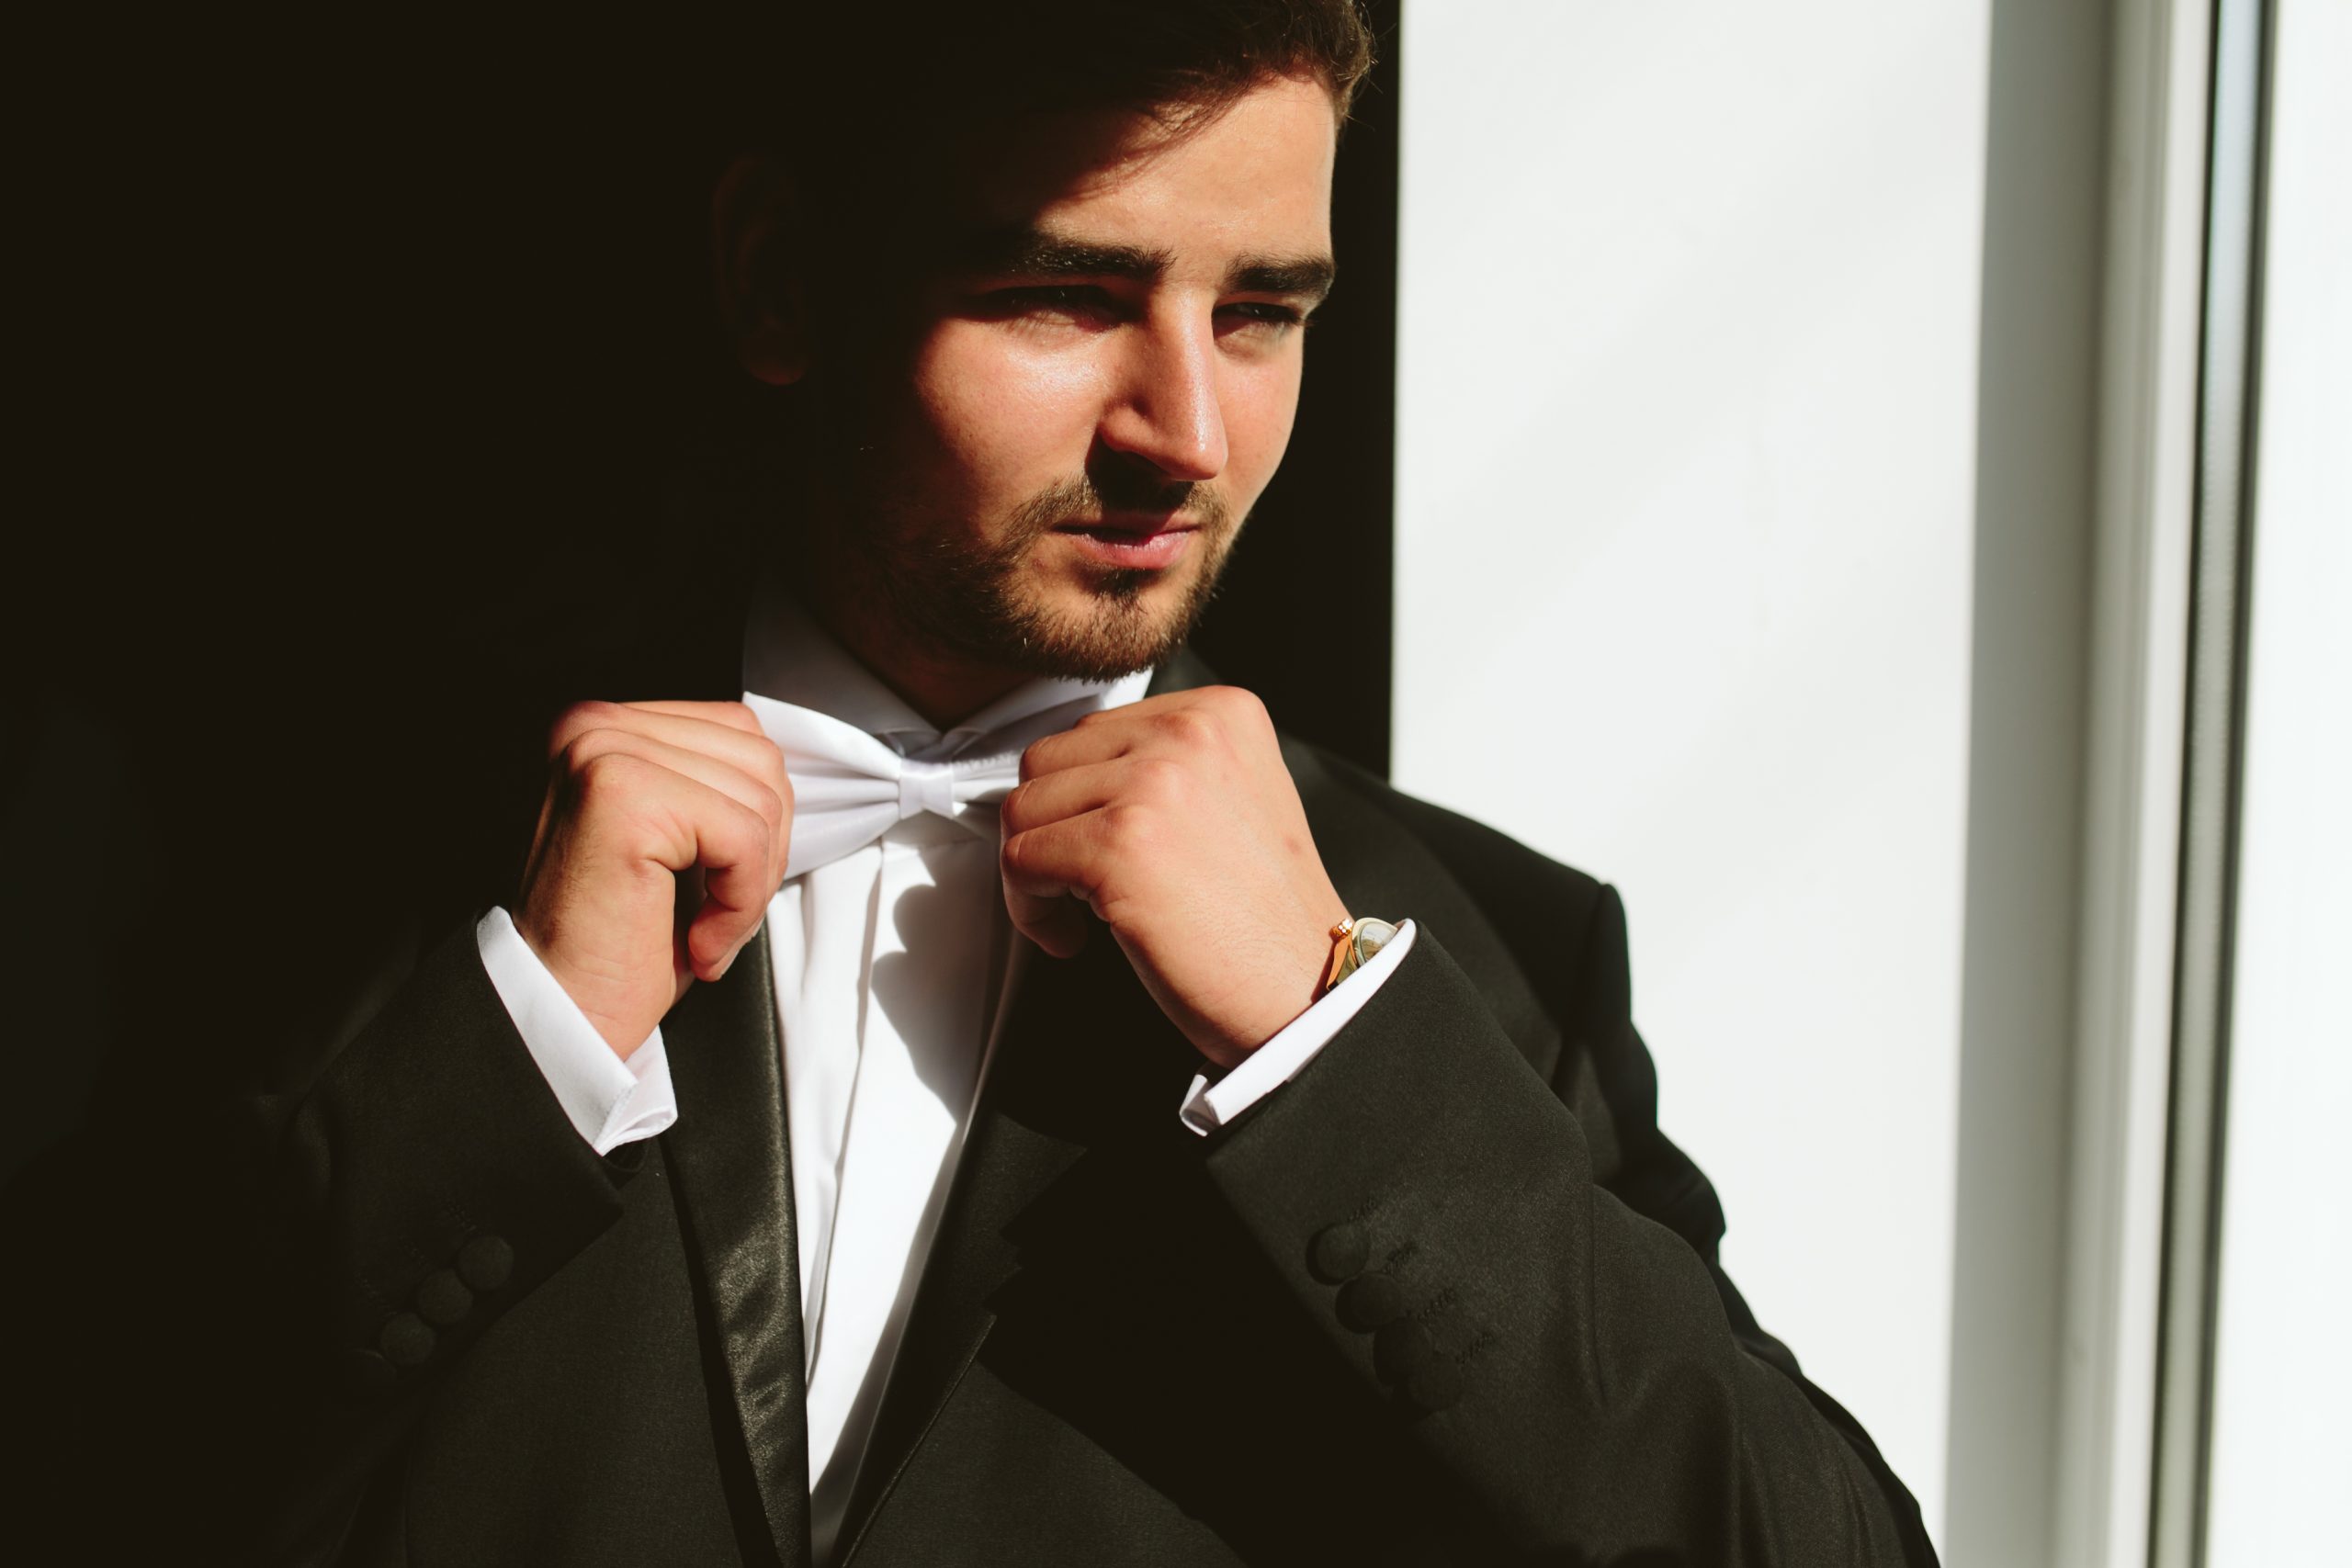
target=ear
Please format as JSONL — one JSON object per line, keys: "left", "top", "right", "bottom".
{"left": 712, "top": 154, "right": 809, "bottom": 387}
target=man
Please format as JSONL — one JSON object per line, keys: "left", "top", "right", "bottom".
{"left": 15, "top": 4, "right": 1935, "bottom": 1563}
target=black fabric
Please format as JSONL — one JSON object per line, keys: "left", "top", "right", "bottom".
{"left": 3, "top": 649, "right": 1937, "bottom": 1567}
{"left": 661, "top": 915, "right": 814, "bottom": 1567}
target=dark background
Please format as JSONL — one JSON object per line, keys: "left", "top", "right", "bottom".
{"left": 7, "top": 6, "right": 1400, "bottom": 1177}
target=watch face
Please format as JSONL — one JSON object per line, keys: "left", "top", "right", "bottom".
{"left": 1351, "top": 918, "right": 1400, "bottom": 962}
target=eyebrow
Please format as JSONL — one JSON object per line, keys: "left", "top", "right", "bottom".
{"left": 1228, "top": 254, "right": 1338, "bottom": 304}
{"left": 954, "top": 223, "right": 1337, "bottom": 306}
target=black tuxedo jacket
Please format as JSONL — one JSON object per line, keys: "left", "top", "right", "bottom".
{"left": 9, "top": 649, "right": 1935, "bottom": 1567}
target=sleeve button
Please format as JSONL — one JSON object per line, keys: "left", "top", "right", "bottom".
{"left": 415, "top": 1269, "right": 474, "bottom": 1327}
{"left": 1306, "top": 1222, "right": 1370, "bottom": 1283}
{"left": 1401, "top": 1358, "right": 1464, "bottom": 1414}
{"left": 1374, "top": 1317, "right": 1436, "bottom": 1383}
{"left": 379, "top": 1312, "right": 436, "bottom": 1368}
{"left": 1336, "top": 1273, "right": 1406, "bottom": 1332}
{"left": 456, "top": 1235, "right": 514, "bottom": 1292}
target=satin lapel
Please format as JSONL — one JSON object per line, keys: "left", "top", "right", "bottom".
{"left": 662, "top": 922, "right": 813, "bottom": 1568}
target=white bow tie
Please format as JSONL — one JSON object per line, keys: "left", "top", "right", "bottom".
{"left": 744, "top": 689, "right": 1111, "bottom": 878}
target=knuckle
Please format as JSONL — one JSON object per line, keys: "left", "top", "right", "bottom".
{"left": 1222, "top": 686, "right": 1271, "bottom": 726}
{"left": 749, "top": 737, "right": 793, "bottom": 803}
{"left": 572, "top": 748, "right": 639, "bottom": 794}
{"left": 1000, "top": 830, "right": 1033, "bottom": 877}
{"left": 1104, "top": 800, "right": 1156, "bottom": 848}
{"left": 1135, "top": 757, "right": 1187, "bottom": 803}
{"left": 1156, "top": 707, "right": 1199, "bottom": 740}
{"left": 546, "top": 698, "right": 620, "bottom": 756}
{"left": 1201, "top": 687, "right": 1267, "bottom": 741}
{"left": 560, "top": 727, "right": 622, "bottom": 772}
{"left": 568, "top": 752, "right": 657, "bottom": 830}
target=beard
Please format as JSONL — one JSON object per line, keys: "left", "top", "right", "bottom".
{"left": 819, "top": 465, "right": 1242, "bottom": 684}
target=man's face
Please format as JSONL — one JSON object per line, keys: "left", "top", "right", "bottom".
{"left": 805, "top": 73, "right": 1340, "bottom": 683}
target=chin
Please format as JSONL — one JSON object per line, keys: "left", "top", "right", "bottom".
{"left": 1002, "top": 571, "right": 1210, "bottom": 682}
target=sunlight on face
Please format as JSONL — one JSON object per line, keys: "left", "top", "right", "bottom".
{"left": 814, "top": 74, "right": 1340, "bottom": 682}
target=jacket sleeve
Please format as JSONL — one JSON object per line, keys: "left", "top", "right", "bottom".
{"left": 1197, "top": 887, "right": 1939, "bottom": 1567}
{"left": 2, "top": 916, "right": 638, "bottom": 1564}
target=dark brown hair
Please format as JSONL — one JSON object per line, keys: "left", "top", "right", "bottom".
{"left": 742, "top": 1, "right": 1375, "bottom": 227}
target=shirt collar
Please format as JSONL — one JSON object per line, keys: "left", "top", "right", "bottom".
{"left": 741, "top": 578, "right": 1153, "bottom": 759}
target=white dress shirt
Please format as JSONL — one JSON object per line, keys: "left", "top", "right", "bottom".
{"left": 476, "top": 594, "right": 1415, "bottom": 1562}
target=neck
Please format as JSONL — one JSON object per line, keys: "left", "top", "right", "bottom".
{"left": 763, "top": 454, "right": 1033, "bottom": 729}
{"left": 808, "top": 596, "right": 1031, "bottom": 730}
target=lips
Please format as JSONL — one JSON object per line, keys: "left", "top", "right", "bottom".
{"left": 1052, "top": 520, "right": 1200, "bottom": 570}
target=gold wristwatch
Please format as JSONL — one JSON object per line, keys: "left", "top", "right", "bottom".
{"left": 1320, "top": 916, "right": 1400, "bottom": 997}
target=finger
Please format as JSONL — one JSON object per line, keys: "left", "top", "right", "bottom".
{"left": 565, "top": 728, "right": 789, "bottom": 889}
{"left": 999, "top": 756, "right": 1183, "bottom": 838}
{"left": 1018, "top": 692, "right": 1227, "bottom": 781}
{"left": 677, "top": 794, "right": 777, "bottom": 981}
{"left": 1003, "top": 880, "right": 1092, "bottom": 960}
{"left": 1000, "top": 813, "right": 1113, "bottom": 959}
{"left": 571, "top": 750, "right": 776, "bottom": 977}
{"left": 1019, "top": 710, "right": 1143, "bottom": 781}
{"left": 625, "top": 698, "right": 767, "bottom": 737}
{"left": 549, "top": 700, "right": 782, "bottom": 773}
{"left": 549, "top": 701, "right": 791, "bottom": 810}
{"left": 545, "top": 700, "right": 766, "bottom": 761}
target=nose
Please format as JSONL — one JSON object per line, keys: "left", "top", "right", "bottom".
{"left": 1096, "top": 308, "right": 1227, "bottom": 483}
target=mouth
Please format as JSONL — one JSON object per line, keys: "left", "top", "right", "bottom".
{"left": 1050, "top": 516, "right": 1201, "bottom": 570}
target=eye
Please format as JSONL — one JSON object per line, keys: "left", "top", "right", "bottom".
{"left": 984, "top": 285, "right": 1122, "bottom": 327}
{"left": 1215, "top": 301, "right": 1307, "bottom": 339}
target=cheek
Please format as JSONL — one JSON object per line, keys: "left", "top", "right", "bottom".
{"left": 910, "top": 326, "right": 1110, "bottom": 493}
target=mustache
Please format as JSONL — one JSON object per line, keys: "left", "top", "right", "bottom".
{"left": 1007, "top": 473, "right": 1232, "bottom": 537}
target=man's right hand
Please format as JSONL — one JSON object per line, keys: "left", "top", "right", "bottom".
{"left": 514, "top": 701, "right": 792, "bottom": 1058}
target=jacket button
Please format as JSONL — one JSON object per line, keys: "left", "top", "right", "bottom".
{"left": 456, "top": 1235, "right": 514, "bottom": 1292}
{"left": 1374, "top": 1317, "right": 1436, "bottom": 1383}
{"left": 379, "top": 1312, "right": 435, "bottom": 1368}
{"left": 1401, "top": 1358, "right": 1464, "bottom": 1414}
{"left": 1336, "top": 1273, "right": 1405, "bottom": 1332}
{"left": 1307, "top": 1222, "right": 1370, "bottom": 1283}
{"left": 415, "top": 1269, "right": 473, "bottom": 1327}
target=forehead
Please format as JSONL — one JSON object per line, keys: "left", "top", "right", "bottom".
{"left": 940, "top": 74, "right": 1339, "bottom": 266}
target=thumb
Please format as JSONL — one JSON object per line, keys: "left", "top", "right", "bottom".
{"left": 1002, "top": 874, "right": 1093, "bottom": 960}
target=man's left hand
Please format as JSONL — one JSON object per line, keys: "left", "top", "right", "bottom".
{"left": 1001, "top": 686, "right": 1351, "bottom": 1069}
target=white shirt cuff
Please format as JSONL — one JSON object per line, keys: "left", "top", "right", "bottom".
{"left": 475, "top": 907, "right": 679, "bottom": 1155}
{"left": 1178, "top": 919, "right": 1419, "bottom": 1136}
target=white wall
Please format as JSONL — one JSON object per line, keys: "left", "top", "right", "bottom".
{"left": 2203, "top": 1, "right": 2352, "bottom": 1560}
{"left": 1393, "top": 4, "right": 1991, "bottom": 1540}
